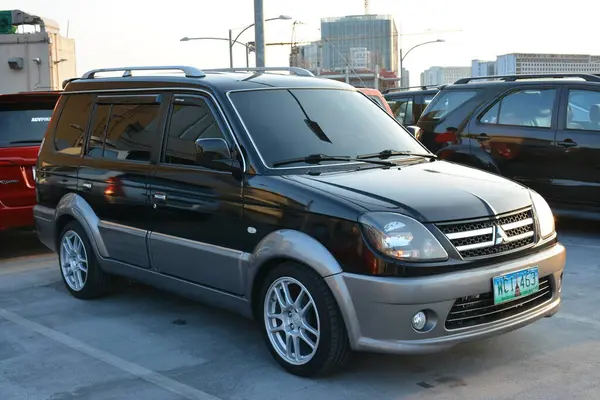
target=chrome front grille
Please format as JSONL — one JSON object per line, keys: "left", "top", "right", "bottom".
{"left": 437, "top": 209, "right": 536, "bottom": 259}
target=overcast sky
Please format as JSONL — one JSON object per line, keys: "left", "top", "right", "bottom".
{"left": 7, "top": 0, "right": 600, "bottom": 86}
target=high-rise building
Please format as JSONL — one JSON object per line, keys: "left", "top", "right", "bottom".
{"left": 421, "top": 66, "right": 471, "bottom": 86}
{"left": 319, "top": 14, "right": 399, "bottom": 73}
{"left": 471, "top": 53, "right": 600, "bottom": 77}
{"left": 471, "top": 59, "right": 496, "bottom": 76}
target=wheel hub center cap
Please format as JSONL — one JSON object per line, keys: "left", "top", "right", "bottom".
{"left": 292, "top": 313, "right": 301, "bottom": 325}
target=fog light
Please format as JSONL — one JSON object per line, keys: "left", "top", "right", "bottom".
{"left": 412, "top": 311, "right": 427, "bottom": 331}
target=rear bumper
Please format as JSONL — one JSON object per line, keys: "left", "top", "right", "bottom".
{"left": 325, "top": 242, "right": 566, "bottom": 355}
{"left": 0, "top": 201, "right": 34, "bottom": 231}
{"left": 33, "top": 205, "right": 57, "bottom": 251}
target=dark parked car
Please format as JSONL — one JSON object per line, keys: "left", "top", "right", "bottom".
{"left": 0, "top": 91, "right": 60, "bottom": 232}
{"left": 383, "top": 86, "right": 439, "bottom": 126}
{"left": 34, "top": 66, "right": 565, "bottom": 377}
{"left": 415, "top": 73, "right": 600, "bottom": 216}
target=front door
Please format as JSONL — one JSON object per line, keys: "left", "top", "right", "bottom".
{"left": 467, "top": 86, "right": 561, "bottom": 198}
{"left": 148, "top": 94, "right": 246, "bottom": 295}
{"left": 550, "top": 86, "right": 600, "bottom": 207}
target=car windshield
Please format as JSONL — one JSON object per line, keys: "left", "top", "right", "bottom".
{"left": 0, "top": 109, "right": 54, "bottom": 147}
{"left": 421, "top": 90, "right": 479, "bottom": 121}
{"left": 229, "top": 88, "right": 425, "bottom": 168}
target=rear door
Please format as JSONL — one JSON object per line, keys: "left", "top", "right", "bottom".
{"left": 77, "top": 93, "right": 165, "bottom": 268}
{"left": 466, "top": 86, "right": 561, "bottom": 197}
{"left": 0, "top": 94, "right": 57, "bottom": 208}
{"left": 551, "top": 85, "right": 600, "bottom": 207}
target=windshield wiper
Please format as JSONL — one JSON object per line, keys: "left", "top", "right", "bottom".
{"left": 357, "top": 149, "right": 437, "bottom": 161}
{"left": 272, "top": 153, "right": 395, "bottom": 168}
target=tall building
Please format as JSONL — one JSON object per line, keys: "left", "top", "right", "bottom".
{"left": 496, "top": 53, "right": 600, "bottom": 75}
{"left": 421, "top": 66, "right": 471, "bottom": 86}
{"left": 471, "top": 59, "right": 496, "bottom": 76}
{"left": 0, "top": 10, "right": 76, "bottom": 93}
{"left": 319, "top": 14, "right": 399, "bottom": 73}
{"left": 471, "top": 53, "right": 600, "bottom": 77}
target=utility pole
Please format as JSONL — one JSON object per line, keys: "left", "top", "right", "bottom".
{"left": 254, "top": 0, "right": 266, "bottom": 67}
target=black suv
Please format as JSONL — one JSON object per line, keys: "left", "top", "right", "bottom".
{"left": 416, "top": 73, "right": 600, "bottom": 216}
{"left": 34, "top": 66, "right": 565, "bottom": 377}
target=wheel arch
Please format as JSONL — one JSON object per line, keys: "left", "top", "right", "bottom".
{"left": 55, "top": 193, "right": 109, "bottom": 258}
{"left": 246, "top": 229, "right": 344, "bottom": 319}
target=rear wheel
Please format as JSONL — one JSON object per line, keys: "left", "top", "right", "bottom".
{"left": 260, "top": 261, "right": 350, "bottom": 377}
{"left": 58, "top": 221, "right": 111, "bottom": 299}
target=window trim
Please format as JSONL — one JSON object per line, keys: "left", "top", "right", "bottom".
{"left": 157, "top": 93, "right": 238, "bottom": 172}
{"left": 563, "top": 88, "right": 600, "bottom": 132}
{"left": 82, "top": 95, "right": 164, "bottom": 165}
{"left": 476, "top": 87, "right": 558, "bottom": 130}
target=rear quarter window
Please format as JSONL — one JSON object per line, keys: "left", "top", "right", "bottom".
{"left": 53, "top": 94, "right": 95, "bottom": 155}
{"left": 421, "top": 89, "right": 480, "bottom": 121}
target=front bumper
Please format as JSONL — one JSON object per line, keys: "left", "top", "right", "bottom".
{"left": 325, "top": 242, "right": 565, "bottom": 355}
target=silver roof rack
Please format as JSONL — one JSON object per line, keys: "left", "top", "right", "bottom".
{"left": 203, "top": 67, "right": 314, "bottom": 77}
{"left": 81, "top": 66, "right": 205, "bottom": 79}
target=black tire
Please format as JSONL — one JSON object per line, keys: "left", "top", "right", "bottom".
{"left": 58, "top": 220, "right": 112, "bottom": 299}
{"left": 259, "top": 261, "right": 350, "bottom": 377}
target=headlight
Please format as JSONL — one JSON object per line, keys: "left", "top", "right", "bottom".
{"left": 359, "top": 212, "right": 448, "bottom": 262}
{"left": 530, "top": 190, "right": 555, "bottom": 239}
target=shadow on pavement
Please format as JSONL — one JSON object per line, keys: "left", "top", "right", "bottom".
{"left": 0, "top": 230, "right": 52, "bottom": 261}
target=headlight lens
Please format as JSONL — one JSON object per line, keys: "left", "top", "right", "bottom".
{"left": 359, "top": 212, "right": 448, "bottom": 262}
{"left": 530, "top": 190, "right": 555, "bottom": 239}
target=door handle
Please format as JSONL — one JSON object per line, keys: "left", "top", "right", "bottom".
{"left": 557, "top": 139, "right": 577, "bottom": 148}
{"left": 152, "top": 192, "right": 167, "bottom": 201}
{"left": 82, "top": 182, "right": 92, "bottom": 191}
{"left": 473, "top": 133, "right": 490, "bottom": 141}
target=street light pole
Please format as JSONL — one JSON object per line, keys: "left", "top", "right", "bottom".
{"left": 399, "top": 39, "right": 445, "bottom": 87}
{"left": 227, "top": 15, "right": 291, "bottom": 68}
{"left": 254, "top": 0, "right": 266, "bottom": 67}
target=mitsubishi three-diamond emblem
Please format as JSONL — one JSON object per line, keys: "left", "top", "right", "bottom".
{"left": 494, "top": 224, "right": 510, "bottom": 245}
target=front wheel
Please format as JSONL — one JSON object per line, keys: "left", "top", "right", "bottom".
{"left": 260, "top": 261, "right": 350, "bottom": 377}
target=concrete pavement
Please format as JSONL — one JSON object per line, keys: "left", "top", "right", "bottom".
{"left": 0, "top": 222, "right": 599, "bottom": 400}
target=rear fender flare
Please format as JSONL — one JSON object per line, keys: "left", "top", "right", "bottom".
{"left": 55, "top": 193, "right": 108, "bottom": 258}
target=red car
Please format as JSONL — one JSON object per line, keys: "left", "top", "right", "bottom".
{"left": 0, "top": 91, "right": 60, "bottom": 232}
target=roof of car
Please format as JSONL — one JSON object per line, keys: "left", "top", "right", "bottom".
{"left": 62, "top": 66, "right": 354, "bottom": 94}
{"left": 441, "top": 73, "right": 600, "bottom": 90}
{"left": 384, "top": 89, "right": 439, "bottom": 98}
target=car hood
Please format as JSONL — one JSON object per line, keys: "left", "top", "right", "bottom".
{"left": 287, "top": 160, "right": 533, "bottom": 222}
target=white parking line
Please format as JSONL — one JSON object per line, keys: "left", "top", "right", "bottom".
{"left": 0, "top": 308, "right": 222, "bottom": 400}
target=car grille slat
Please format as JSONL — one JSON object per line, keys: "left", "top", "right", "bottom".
{"left": 437, "top": 209, "right": 536, "bottom": 259}
{"left": 445, "top": 277, "right": 553, "bottom": 330}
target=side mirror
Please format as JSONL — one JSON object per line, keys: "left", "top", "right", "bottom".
{"left": 195, "top": 138, "right": 232, "bottom": 168}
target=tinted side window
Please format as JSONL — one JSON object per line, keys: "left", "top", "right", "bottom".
{"left": 104, "top": 104, "right": 160, "bottom": 162}
{"left": 163, "top": 98, "right": 226, "bottom": 166}
{"left": 480, "top": 89, "right": 556, "bottom": 128}
{"left": 566, "top": 89, "right": 600, "bottom": 131}
{"left": 389, "top": 97, "right": 412, "bottom": 124}
{"left": 422, "top": 90, "right": 479, "bottom": 121}
{"left": 87, "top": 104, "right": 110, "bottom": 157}
{"left": 54, "top": 94, "right": 94, "bottom": 155}
{"left": 85, "top": 103, "right": 160, "bottom": 162}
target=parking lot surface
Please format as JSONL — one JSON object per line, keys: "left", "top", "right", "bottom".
{"left": 1, "top": 220, "right": 599, "bottom": 400}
